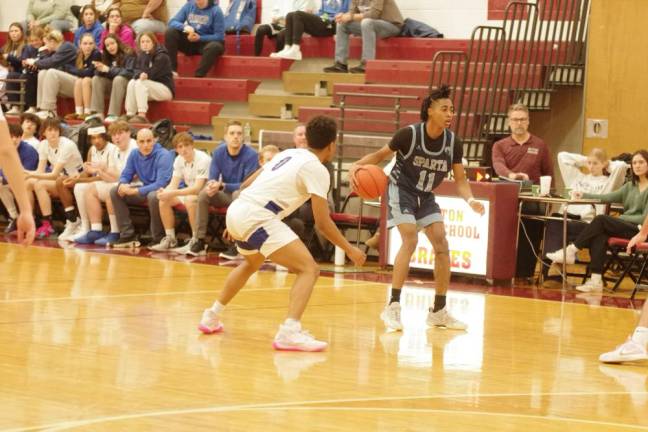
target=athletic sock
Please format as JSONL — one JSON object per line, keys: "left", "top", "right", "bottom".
{"left": 91, "top": 223, "right": 102, "bottom": 231}
{"left": 590, "top": 273, "right": 602, "bottom": 284}
{"left": 432, "top": 294, "right": 446, "bottom": 313}
{"left": 64, "top": 207, "right": 78, "bottom": 222}
{"left": 210, "top": 300, "right": 225, "bottom": 315}
{"left": 389, "top": 288, "right": 401, "bottom": 304}
{"left": 632, "top": 326, "right": 648, "bottom": 347}
{"left": 284, "top": 318, "right": 301, "bottom": 330}
{"left": 165, "top": 228, "right": 175, "bottom": 238}
{"left": 75, "top": 106, "right": 83, "bottom": 115}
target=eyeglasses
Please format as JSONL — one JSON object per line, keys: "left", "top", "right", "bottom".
{"left": 509, "top": 118, "right": 529, "bottom": 123}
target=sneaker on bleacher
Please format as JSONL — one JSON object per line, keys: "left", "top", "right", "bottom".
{"left": 276, "top": 45, "right": 302, "bottom": 60}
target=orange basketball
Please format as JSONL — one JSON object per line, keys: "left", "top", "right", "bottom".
{"left": 352, "top": 165, "right": 388, "bottom": 199}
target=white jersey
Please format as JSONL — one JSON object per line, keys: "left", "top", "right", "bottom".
{"left": 109, "top": 139, "right": 137, "bottom": 174}
{"left": 172, "top": 149, "right": 211, "bottom": 187}
{"left": 88, "top": 142, "right": 116, "bottom": 168}
{"left": 38, "top": 137, "right": 83, "bottom": 176}
{"left": 239, "top": 148, "right": 329, "bottom": 220}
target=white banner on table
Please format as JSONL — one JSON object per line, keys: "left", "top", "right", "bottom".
{"left": 387, "top": 196, "right": 490, "bottom": 276}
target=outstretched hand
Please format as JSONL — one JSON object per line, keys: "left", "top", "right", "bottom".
{"left": 347, "top": 246, "right": 366, "bottom": 267}
{"left": 470, "top": 200, "right": 485, "bottom": 216}
{"left": 16, "top": 212, "right": 35, "bottom": 246}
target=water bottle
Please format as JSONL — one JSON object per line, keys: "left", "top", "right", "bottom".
{"left": 243, "top": 122, "right": 251, "bottom": 144}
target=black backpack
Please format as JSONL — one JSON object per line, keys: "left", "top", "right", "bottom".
{"left": 151, "top": 118, "right": 176, "bottom": 149}
{"left": 61, "top": 116, "right": 104, "bottom": 161}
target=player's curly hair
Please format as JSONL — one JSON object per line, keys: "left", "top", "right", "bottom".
{"left": 420, "top": 84, "right": 452, "bottom": 122}
{"left": 306, "top": 115, "right": 337, "bottom": 150}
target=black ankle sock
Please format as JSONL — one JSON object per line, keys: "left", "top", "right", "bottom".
{"left": 64, "top": 208, "right": 78, "bottom": 222}
{"left": 432, "top": 294, "right": 446, "bottom": 312}
{"left": 389, "top": 288, "right": 401, "bottom": 304}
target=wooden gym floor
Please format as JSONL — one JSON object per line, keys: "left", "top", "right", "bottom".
{"left": 0, "top": 241, "right": 647, "bottom": 431}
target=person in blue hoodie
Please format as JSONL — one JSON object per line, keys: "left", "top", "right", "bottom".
{"left": 109, "top": 128, "right": 174, "bottom": 248}
{"left": 74, "top": 5, "right": 104, "bottom": 47}
{"left": 0, "top": 123, "right": 39, "bottom": 234}
{"left": 165, "top": 0, "right": 225, "bottom": 78}
{"left": 188, "top": 120, "right": 259, "bottom": 257}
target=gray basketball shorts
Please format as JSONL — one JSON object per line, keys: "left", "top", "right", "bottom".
{"left": 387, "top": 182, "right": 443, "bottom": 229}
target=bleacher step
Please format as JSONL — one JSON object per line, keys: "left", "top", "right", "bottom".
{"left": 283, "top": 72, "right": 366, "bottom": 95}
{"left": 175, "top": 77, "right": 260, "bottom": 102}
{"left": 177, "top": 55, "right": 293, "bottom": 79}
{"left": 249, "top": 94, "right": 333, "bottom": 118}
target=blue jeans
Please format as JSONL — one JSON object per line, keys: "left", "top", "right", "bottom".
{"left": 335, "top": 18, "right": 401, "bottom": 63}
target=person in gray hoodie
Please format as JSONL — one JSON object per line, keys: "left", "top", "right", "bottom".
{"left": 124, "top": 32, "right": 174, "bottom": 124}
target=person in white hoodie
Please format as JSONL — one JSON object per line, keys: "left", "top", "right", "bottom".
{"left": 544, "top": 149, "right": 628, "bottom": 276}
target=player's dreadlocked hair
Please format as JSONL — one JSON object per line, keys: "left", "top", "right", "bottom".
{"left": 420, "top": 84, "right": 452, "bottom": 122}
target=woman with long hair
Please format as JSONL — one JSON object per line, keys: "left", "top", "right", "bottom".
{"left": 124, "top": 32, "right": 174, "bottom": 124}
{"left": 91, "top": 34, "right": 136, "bottom": 122}
{"left": 61, "top": 33, "right": 102, "bottom": 120}
{"left": 548, "top": 150, "right": 648, "bottom": 292}
{"left": 74, "top": 4, "right": 104, "bottom": 47}
{"left": 2, "top": 22, "right": 27, "bottom": 114}
{"left": 99, "top": 7, "right": 136, "bottom": 51}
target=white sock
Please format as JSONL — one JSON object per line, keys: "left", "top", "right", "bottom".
{"left": 567, "top": 244, "right": 579, "bottom": 255}
{"left": 283, "top": 318, "right": 301, "bottom": 330}
{"left": 64, "top": 206, "right": 74, "bottom": 212}
{"left": 291, "top": 44, "right": 300, "bottom": 52}
{"left": 590, "top": 273, "right": 602, "bottom": 284}
{"left": 91, "top": 223, "right": 102, "bottom": 231}
{"left": 75, "top": 106, "right": 83, "bottom": 115}
{"left": 84, "top": 107, "right": 92, "bottom": 115}
{"left": 632, "top": 326, "right": 648, "bottom": 347}
{"left": 109, "top": 214, "right": 119, "bottom": 233}
{"left": 165, "top": 228, "right": 175, "bottom": 238}
{"left": 210, "top": 300, "right": 225, "bottom": 314}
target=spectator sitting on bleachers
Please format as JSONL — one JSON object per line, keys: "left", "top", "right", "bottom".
{"left": 271, "top": 0, "right": 349, "bottom": 60}
{"left": 323, "top": 0, "right": 403, "bottom": 73}
{"left": 99, "top": 7, "right": 136, "bottom": 51}
{"left": 255, "top": 0, "right": 316, "bottom": 57}
{"left": 188, "top": 120, "right": 259, "bottom": 257}
{"left": 0, "top": 123, "right": 39, "bottom": 234}
{"left": 124, "top": 32, "right": 174, "bottom": 124}
{"left": 2, "top": 22, "right": 28, "bottom": 115}
{"left": 71, "top": 1, "right": 115, "bottom": 25}
{"left": 28, "top": 30, "right": 77, "bottom": 119}
{"left": 109, "top": 128, "right": 174, "bottom": 248}
{"left": 25, "top": 117, "right": 83, "bottom": 239}
{"left": 149, "top": 132, "right": 211, "bottom": 252}
{"left": 61, "top": 33, "right": 102, "bottom": 120}
{"left": 90, "top": 33, "right": 136, "bottom": 123}
{"left": 120, "top": 0, "right": 169, "bottom": 35}
{"left": 165, "top": 0, "right": 225, "bottom": 78}
{"left": 26, "top": 0, "right": 76, "bottom": 34}
{"left": 20, "top": 113, "right": 41, "bottom": 149}
{"left": 11, "top": 27, "right": 46, "bottom": 115}
{"left": 75, "top": 120, "right": 137, "bottom": 245}
{"left": 57, "top": 126, "right": 115, "bottom": 241}
{"left": 547, "top": 150, "right": 648, "bottom": 293}
{"left": 223, "top": 0, "right": 257, "bottom": 35}
{"left": 74, "top": 4, "right": 104, "bottom": 47}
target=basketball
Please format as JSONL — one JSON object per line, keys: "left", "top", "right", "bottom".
{"left": 352, "top": 165, "right": 388, "bottom": 199}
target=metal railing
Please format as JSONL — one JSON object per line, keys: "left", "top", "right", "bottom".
{"left": 0, "top": 77, "right": 27, "bottom": 110}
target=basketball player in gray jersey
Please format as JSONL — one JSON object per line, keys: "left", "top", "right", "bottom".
{"left": 350, "top": 85, "right": 484, "bottom": 331}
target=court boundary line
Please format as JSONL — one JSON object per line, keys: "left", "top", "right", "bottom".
{"left": 6, "top": 391, "right": 648, "bottom": 432}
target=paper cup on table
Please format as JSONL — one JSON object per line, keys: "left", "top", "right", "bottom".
{"left": 540, "top": 176, "right": 551, "bottom": 196}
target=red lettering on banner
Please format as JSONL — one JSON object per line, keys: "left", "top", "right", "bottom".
{"left": 450, "top": 250, "right": 461, "bottom": 267}
{"left": 418, "top": 246, "right": 428, "bottom": 265}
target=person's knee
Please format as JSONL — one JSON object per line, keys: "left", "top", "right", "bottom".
{"left": 360, "top": 18, "right": 376, "bottom": 32}
{"left": 147, "top": 191, "right": 158, "bottom": 205}
{"left": 400, "top": 231, "right": 418, "bottom": 251}
{"left": 109, "top": 185, "right": 121, "bottom": 200}
{"left": 197, "top": 189, "right": 210, "bottom": 204}
{"left": 431, "top": 235, "right": 449, "bottom": 253}
{"left": 204, "top": 42, "right": 224, "bottom": 56}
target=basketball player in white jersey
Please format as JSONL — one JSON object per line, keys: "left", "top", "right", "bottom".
{"left": 0, "top": 107, "right": 36, "bottom": 244}
{"left": 198, "top": 115, "right": 366, "bottom": 352}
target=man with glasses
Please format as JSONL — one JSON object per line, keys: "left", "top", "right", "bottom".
{"left": 492, "top": 103, "right": 554, "bottom": 280}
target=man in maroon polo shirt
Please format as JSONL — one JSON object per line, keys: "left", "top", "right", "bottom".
{"left": 492, "top": 103, "right": 554, "bottom": 280}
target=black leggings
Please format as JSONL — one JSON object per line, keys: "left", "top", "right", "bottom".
{"left": 284, "top": 11, "right": 335, "bottom": 45}
{"left": 573, "top": 214, "right": 639, "bottom": 273}
{"left": 254, "top": 24, "right": 286, "bottom": 56}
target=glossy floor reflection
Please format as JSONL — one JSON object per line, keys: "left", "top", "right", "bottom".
{"left": 1, "top": 243, "right": 647, "bottom": 431}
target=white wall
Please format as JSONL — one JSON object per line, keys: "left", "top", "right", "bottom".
{"left": 0, "top": 0, "right": 499, "bottom": 39}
